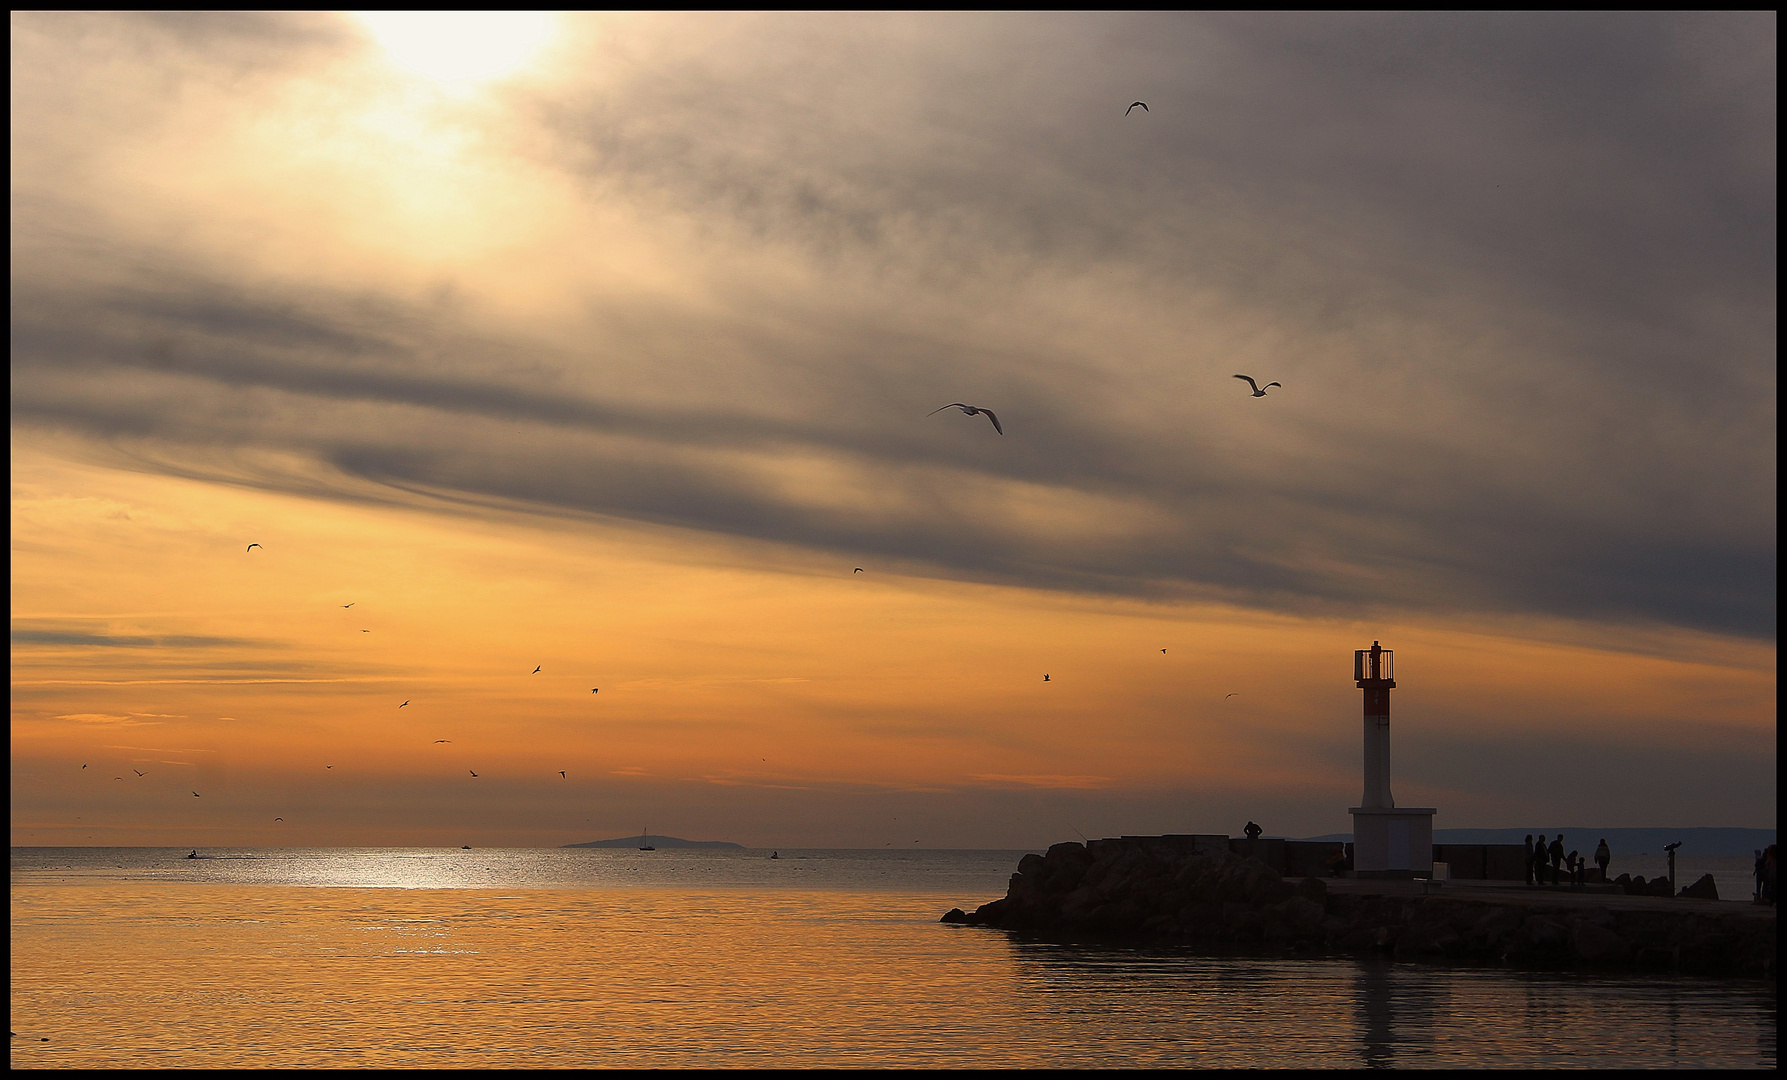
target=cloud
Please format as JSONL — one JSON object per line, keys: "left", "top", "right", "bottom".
{"left": 9, "top": 11, "right": 1774, "bottom": 639}
{"left": 969, "top": 774, "right": 1117, "bottom": 790}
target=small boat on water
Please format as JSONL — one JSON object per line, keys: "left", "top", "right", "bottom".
{"left": 638, "top": 827, "right": 654, "bottom": 851}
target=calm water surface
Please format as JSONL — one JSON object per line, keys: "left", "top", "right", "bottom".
{"left": 11, "top": 848, "right": 1776, "bottom": 1069}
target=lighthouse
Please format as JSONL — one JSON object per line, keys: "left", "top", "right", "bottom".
{"left": 1348, "top": 642, "right": 1436, "bottom": 878}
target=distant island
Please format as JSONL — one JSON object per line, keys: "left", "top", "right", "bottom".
{"left": 563, "top": 834, "right": 744, "bottom": 850}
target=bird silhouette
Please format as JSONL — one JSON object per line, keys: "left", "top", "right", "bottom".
{"left": 274, "top": 817, "right": 283, "bottom": 821}
{"left": 928, "top": 403, "right": 1003, "bottom": 434}
{"left": 1126, "top": 101, "right": 1148, "bottom": 114}
{"left": 469, "top": 770, "right": 479, "bottom": 777}
{"left": 192, "top": 791, "right": 200, "bottom": 797}
{"left": 133, "top": 769, "right": 144, "bottom": 776}
{"left": 114, "top": 776, "right": 123, "bottom": 780}
{"left": 591, "top": 688, "right": 599, "bottom": 694}
{"left": 362, "top": 629, "right": 370, "bottom": 633}
{"left": 434, "top": 739, "right": 450, "bottom": 743}
{"left": 246, "top": 543, "right": 261, "bottom": 551}
{"left": 399, "top": 700, "right": 409, "bottom": 708}
{"left": 532, "top": 665, "right": 541, "bottom": 674}
{"left": 1043, "top": 674, "right": 1051, "bottom": 681}
{"left": 558, "top": 771, "right": 566, "bottom": 779}
{"left": 82, "top": 764, "right": 87, "bottom": 769}
{"left": 326, "top": 765, "right": 333, "bottom": 769}
{"left": 343, "top": 603, "right": 354, "bottom": 609}
{"left": 854, "top": 568, "right": 864, "bottom": 573}
{"left": 1225, "top": 693, "right": 1239, "bottom": 699}
{"left": 1233, "top": 375, "right": 1281, "bottom": 397}
{"left": 1161, "top": 649, "right": 1167, "bottom": 653}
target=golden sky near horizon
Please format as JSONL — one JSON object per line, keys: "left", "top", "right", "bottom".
{"left": 11, "top": 12, "right": 1776, "bottom": 846}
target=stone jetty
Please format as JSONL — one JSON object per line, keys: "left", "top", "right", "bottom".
{"left": 941, "top": 836, "right": 1775, "bottom": 979}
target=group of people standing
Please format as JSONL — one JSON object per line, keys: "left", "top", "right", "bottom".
{"left": 1525, "top": 833, "right": 1610, "bottom": 887}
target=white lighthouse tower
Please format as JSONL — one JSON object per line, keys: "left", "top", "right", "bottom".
{"left": 1348, "top": 642, "right": 1436, "bottom": 878}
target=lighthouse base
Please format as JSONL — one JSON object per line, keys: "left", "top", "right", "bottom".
{"left": 1349, "top": 806, "right": 1436, "bottom": 878}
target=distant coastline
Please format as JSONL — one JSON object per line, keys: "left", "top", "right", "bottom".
{"left": 562, "top": 835, "right": 744, "bottom": 850}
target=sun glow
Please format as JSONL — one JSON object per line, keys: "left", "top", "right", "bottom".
{"left": 355, "top": 11, "right": 558, "bottom": 90}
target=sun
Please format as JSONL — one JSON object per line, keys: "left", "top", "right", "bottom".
{"left": 355, "top": 11, "right": 559, "bottom": 90}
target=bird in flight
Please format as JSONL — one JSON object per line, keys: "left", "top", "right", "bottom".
{"left": 929, "top": 403, "right": 1003, "bottom": 434}
{"left": 343, "top": 603, "right": 354, "bottom": 609}
{"left": 1225, "top": 693, "right": 1239, "bottom": 699}
{"left": 399, "top": 700, "right": 409, "bottom": 708}
{"left": 854, "top": 568, "right": 864, "bottom": 574}
{"left": 434, "top": 740, "right": 450, "bottom": 743}
{"left": 114, "top": 776, "right": 124, "bottom": 780}
{"left": 134, "top": 769, "right": 144, "bottom": 776}
{"left": 362, "top": 629, "right": 370, "bottom": 633}
{"left": 1043, "top": 674, "right": 1051, "bottom": 682}
{"left": 532, "top": 665, "right": 542, "bottom": 674}
{"left": 591, "top": 688, "right": 599, "bottom": 694}
{"left": 469, "top": 770, "right": 479, "bottom": 777}
{"left": 1233, "top": 375, "right": 1281, "bottom": 397}
{"left": 326, "top": 765, "right": 333, "bottom": 769}
{"left": 274, "top": 817, "right": 283, "bottom": 822}
{"left": 246, "top": 543, "right": 261, "bottom": 552}
{"left": 558, "top": 771, "right": 567, "bottom": 779}
{"left": 192, "top": 791, "right": 200, "bottom": 797}
{"left": 82, "top": 764, "right": 87, "bottom": 769}
{"left": 1126, "top": 101, "right": 1148, "bottom": 115}
{"left": 1161, "top": 649, "right": 1167, "bottom": 653}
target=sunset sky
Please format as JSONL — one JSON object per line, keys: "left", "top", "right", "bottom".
{"left": 10, "top": 11, "right": 1775, "bottom": 848}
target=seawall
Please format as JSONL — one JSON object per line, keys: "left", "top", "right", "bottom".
{"left": 941, "top": 836, "right": 1775, "bottom": 979}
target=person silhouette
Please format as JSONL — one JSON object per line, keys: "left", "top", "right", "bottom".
{"left": 1595, "top": 838, "right": 1611, "bottom": 882}
{"left": 1548, "top": 835, "right": 1566, "bottom": 886}
{"left": 1244, "top": 821, "right": 1263, "bottom": 842}
{"left": 1756, "top": 849, "right": 1766, "bottom": 901}
{"left": 1524, "top": 835, "right": 1536, "bottom": 886}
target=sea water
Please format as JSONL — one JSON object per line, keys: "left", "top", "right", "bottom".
{"left": 11, "top": 847, "right": 1776, "bottom": 1069}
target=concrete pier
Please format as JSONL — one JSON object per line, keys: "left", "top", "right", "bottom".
{"left": 942, "top": 836, "right": 1775, "bottom": 979}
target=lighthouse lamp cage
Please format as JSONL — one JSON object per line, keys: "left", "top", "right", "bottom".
{"left": 1354, "top": 648, "right": 1393, "bottom": 682}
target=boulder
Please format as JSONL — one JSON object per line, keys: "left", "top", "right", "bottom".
{"left": 1294, "top": 876, "right": 1328, "bottom": 906}
{"left": 939, "top": 908, "right": 967, "bottom": 924}
{"left": 1678, "top": 874, "right": 1719, "bottom": 900}
{"left": 1569, "top": 919, "right": 1631, "bottom": 962}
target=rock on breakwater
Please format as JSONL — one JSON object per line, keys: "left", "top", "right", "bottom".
{"left": 940, "top": 837, "right": 1775, "bottom": 979}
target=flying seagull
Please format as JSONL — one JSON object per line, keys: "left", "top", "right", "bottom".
{"left": 1043, "top": 674, "right": 1051, "bottom": 681}
{"left": 82, "top": 764, "right": 87, "bottom": 769}
{"left": 343, "top": 603, "right": 354, "bottom": 609}
{"left": 434, "top": 740, "right": 450, "bottom": 743}
{"left": 133, "top": 769, "right": 144, "bottom": 776}
{"left": 1126, "top": 101, "right": 1148, "bottom": 114}
{"left": 532, "top": 665, "right": 541, "bottom": 674}
{"left": 558, "top": 771, "right": 567, "bottom": 779}
{"left": 1225, "top": 693, "right": 1239, "bottom": 699}
{"left": 1161, "top": 649, "right": 1167, "bottom": 653}
{"left": 1233, "top": 374, "right": 1281, "bottom": 397}
{"left": 853, "top": 568, "right": 863, "bottom": 574}
{"left": 192, "top": 791, "right": 200, "bottom": 797}
{"left": 246, "top": 543, "right": 261, "bottom": 551}
{"left": 591, "top": 688, "right": 599, "bottom": 694}
{"left": 469, "top": 770, "right": 479, "bottom": 777}
{"left": 274, "top": 817, "right": 283, "bottom": 821}
{"left": 928, "top": 403, "right": 1003, "bottom": 434}
{"left": 400, "top": 700, "right": 409, "bottom": 708}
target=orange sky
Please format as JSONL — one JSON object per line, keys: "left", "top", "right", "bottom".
{"left": 10, "top": 12, "right": 1775, "bottom": 846}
